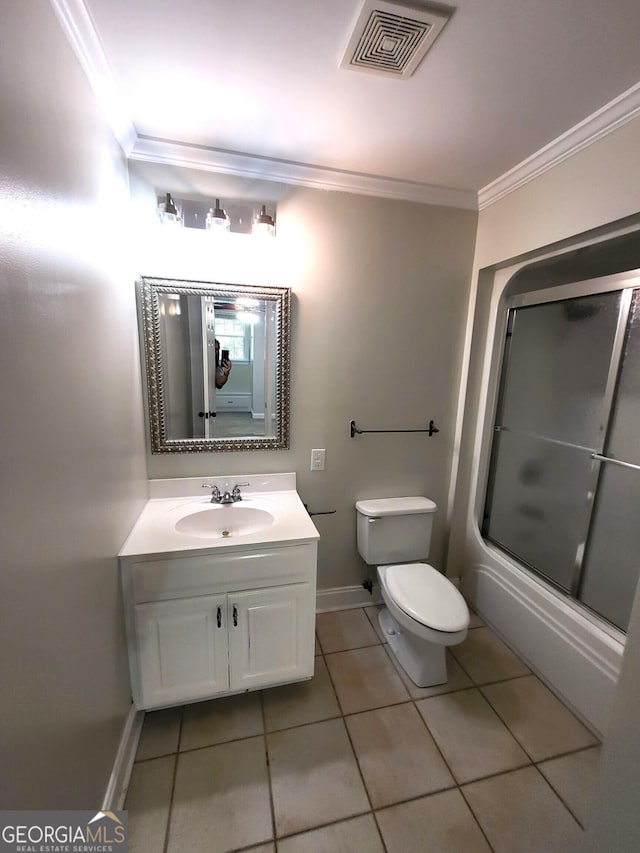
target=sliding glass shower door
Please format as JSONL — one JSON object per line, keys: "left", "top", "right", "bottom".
{"left": 579, "top": 290, "right": 640, "bottom": 629}
{"left": 483, "top": 274, "right": 640, "bottom": 632}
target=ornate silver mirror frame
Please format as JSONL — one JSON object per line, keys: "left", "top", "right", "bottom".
{"left": 138, "top": 276, "right": 291, "bottom": 453}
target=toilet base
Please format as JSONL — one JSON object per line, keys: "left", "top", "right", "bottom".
{"left": 378, "top": 607, "right": 447, "bottom": 688}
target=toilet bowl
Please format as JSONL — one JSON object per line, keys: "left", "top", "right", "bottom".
{"left": 377, "top": 562, "right": 468, "bottom": 686}
{"left": 355, "top": 496, "right": 469, "bottom": 687}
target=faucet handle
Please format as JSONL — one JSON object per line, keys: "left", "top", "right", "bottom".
{"left": 231, "top": 482, "right": 250, "bottom": 500}
{"left": 202, "top": 484, "right": 221, "bottom": 498}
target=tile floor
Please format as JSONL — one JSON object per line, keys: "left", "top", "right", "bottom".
{"left": 125, "top": 606, "right": 602, "bottom": 853}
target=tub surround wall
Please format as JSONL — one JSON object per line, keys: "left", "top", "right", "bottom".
{"left": 130, "top": 164, "right": 478, "bottom": 595}
{"left": 446, "top": 114, "right": 640, "bottom": 843}
{"left": 0, "top": 1, "right": 148, "bottom": 808}
{"left": 448, "top": 117, "right": 640, "bottom": 587}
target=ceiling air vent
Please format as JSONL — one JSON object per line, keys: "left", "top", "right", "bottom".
{"left": 340, "top": 0, "right": 450, "bottom": 79}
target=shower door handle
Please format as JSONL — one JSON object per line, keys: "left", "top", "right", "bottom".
{"left": 591, "top": 453, "right": 640, "bottom": 473}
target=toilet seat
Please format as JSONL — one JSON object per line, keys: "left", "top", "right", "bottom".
{"left": 377, "top": 563, "right": 469, "bottom": 646}
{"left": 386, "top": 562, "right": 468, "bottom": 632}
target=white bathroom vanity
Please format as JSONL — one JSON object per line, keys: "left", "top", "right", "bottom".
{"left": 119, "top": 474, "right": 319, "bottom": 710}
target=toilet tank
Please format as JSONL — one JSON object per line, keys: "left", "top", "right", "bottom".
{"left": 355, "top": 497, "right": 437, "bottom": 565}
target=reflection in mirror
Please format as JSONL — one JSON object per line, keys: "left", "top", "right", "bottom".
{"left": 139, "top": 277, "right": 290, "bottom": 452}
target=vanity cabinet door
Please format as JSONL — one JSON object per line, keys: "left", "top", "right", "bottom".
{"left": 134, "top": 593, "right": 229, "bottom": 708}
{"left": 228, "top": 584, "right": 314, "bottom": 692}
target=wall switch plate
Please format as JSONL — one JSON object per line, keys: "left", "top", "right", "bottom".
{"left": 311, "top": 448, "right": 326, "bottom": 471}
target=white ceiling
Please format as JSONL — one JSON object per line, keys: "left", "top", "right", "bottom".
{"left": 72, "top": 0, "right": 640, "bottom": 204}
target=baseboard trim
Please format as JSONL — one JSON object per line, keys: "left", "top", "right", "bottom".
{"left": 102, "top": 704, "right": 145, "bottom": 810}
{"left": 316, "top": 583, "right": 383, "bottom": 612}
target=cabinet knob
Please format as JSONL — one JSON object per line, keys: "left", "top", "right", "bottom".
{"left": 233, "top": 605, "right": 238, "bottom": 627}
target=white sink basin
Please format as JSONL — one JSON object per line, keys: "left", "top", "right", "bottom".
{"left": 119, "top": 474, "right": 321, "bottom": 557}
{"left": 174, "top": 505, "right": 275, "bottom": 539}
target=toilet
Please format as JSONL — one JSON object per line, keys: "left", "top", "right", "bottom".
{"left": 355, "top": 496, "right": 469, "bottom": 687}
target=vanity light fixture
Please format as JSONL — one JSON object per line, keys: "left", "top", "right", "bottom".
{"left": 205, "top": 198, "right": 231, "bottom": 232}
{"left": 253, "top": 204, "right": 276, "bottom": 237}
{"left": 157, "top": 192, "right": 183, "bottom": 227}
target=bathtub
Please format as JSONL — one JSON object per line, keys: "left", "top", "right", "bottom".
{"left": 461, "top": 528, "right": 623, "bottom": 737}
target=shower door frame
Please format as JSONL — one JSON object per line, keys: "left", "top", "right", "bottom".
{"left": 482, "top": 269, "right": 640, "bottom": 624}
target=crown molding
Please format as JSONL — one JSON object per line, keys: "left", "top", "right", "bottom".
{"left": 478, "top": 81, "right": 640, "bottom": 210}
{"left": 50, "top": 0, "right": 640, "bottom": 213}
{"left": 128, "top": 136, "right": 478, "bottom": 209}
{"left": 49, "top": 0, "right": 475, "bottom": 208}
{"left": 51, "top": 0, "right": 475, "bottom": 207}
{"left": 49, "top": 0, "right": 137, "bottom": 154}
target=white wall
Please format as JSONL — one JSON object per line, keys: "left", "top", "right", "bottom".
{"left": 0, "top": 1, "right": 148, "bottom": 807}
{"left": 130, "top": 165, "right": 478, "bottom": 592}
{"left": 447, "top": 115, "right": 640, "bottom": 845}
{"left": 474, "top": 116, "right": 640, "bottom": 268}
{"left": 584, "top": 579, "right": 640, "bottom": 851}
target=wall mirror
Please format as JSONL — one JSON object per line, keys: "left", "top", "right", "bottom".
{"left": 138, "top": 276, "right": 291, "bottom": 452}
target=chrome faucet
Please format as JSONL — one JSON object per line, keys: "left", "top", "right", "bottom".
{"left": 202, "top": 482, "right": 250, "bottom": 504}
{"left": 231, "top": 482, "right": 250, "bottom": 502}
{"left": 202, "top": 484, "right": 222, "bottom": 503}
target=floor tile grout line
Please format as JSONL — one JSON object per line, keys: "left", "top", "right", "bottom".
{"left": 173, "top": 728, "right": 281, "bottom": 756}
{"left": 272, "top": 808, "right": 375, "bottom": 845}
{"left": 467, "top": 671, "right": 533, "bottom": 689}
{"left": 478, "top": 680, "right": 599, "bottom": 766}
{"left": 531, "top": 761, "right": 587, "bottom": 830}
{"left": 402, "top": 678, "right": 528, "bottom": 843}
{"left": 341, "top": 730, "right": 389, "bottom": 853}
{"left": 162, "top": 705, "right": 183, "bottom": 853}
{"left": 408, "top": 691, "right": 474, "bottom": 785}
{"left": 317, "top": 639, "right": 383, "bottom": 654}
{"left": 457, "top": 782, "right": 498, "bottom": 853}
{"left": 448, "top": 653, "right": 531, "bottom": 689}
{"left": 260, "top": 690, "right": 278, "bottom": 850}
{"left": 536, "top": 742, "right": 603, "bottom": 762}
{"left": 370, "top": 781, "right": 461, "bottom": 813}
{"left": 319, "top": 648, "right": 347, "bottom": 718}
{"left": 320, "top": 628, "right": 389, "bottom": 853}
{"left": 460, "top": 614, "right": 602, "bottom": 741}
{"left": 460, "top": 685, "right": 540, "bottom": 766}
{"left": 315, "top": 607, "right": 383, "bottom": 655}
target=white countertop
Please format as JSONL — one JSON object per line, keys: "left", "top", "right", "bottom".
{"left": 120, "top": 474, "right": 320, "bottom": 559}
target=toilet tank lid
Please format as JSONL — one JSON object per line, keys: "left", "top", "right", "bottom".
{"left": 355, "top": 497, "right": 437, "bottom": 517}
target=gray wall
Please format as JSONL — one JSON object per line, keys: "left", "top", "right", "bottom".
{"left": 131, "top": 166, "right": 478, "bottom": 591}
{"left": 0, "top": 1, "right": 148, "bottom": 807}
